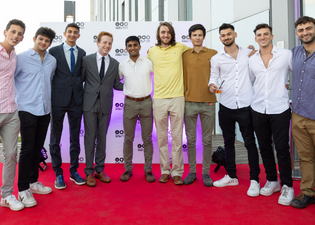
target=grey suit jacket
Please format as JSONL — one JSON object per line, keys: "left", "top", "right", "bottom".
{"left": 50, "top": 43, "right": 86, "bottom": 107}
{"left": 82, "top": 53, "right": 123, "bottom": 115}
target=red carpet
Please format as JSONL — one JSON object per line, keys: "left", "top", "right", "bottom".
{"left": 0, "top": 163, "right": 313, "bottom": 225}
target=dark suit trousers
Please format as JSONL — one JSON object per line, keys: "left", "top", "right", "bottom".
{"left": 219, "top": 104, "right": 260, "bottom": 182}
{"left": 251, "top": 108, "right": 293, "bottom": 187}
{"left": 50, "top": 94, "right": 82, "bottom": 176}
{"left": 18, "top": 111, "right": 50, "bottom": 192}
{"left": 83, "top": 99, "right": 111, "bottom": 176}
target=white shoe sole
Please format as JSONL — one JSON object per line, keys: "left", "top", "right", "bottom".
{"left": 31, "top": 188, "right": 52, "bottom": 195}
{"left": 260, "top": 188, "right": 281, "bottom": 196}
{"left": 247, "top": 191, "right": 260, "bottom": 197}
{"left": 70, "top": 177, "right": 86, "bottom": 185}
{"left": 1, "top": 202, "right": 25, "bottom": 211}
{"left": 213, "top": 182, "right": 239, "bottom": 187}
{"left": 278, "top": 199, "right": 292, "bottom": 206}
{"left": 54, "top": 184, "right": 66, "bottom": 190}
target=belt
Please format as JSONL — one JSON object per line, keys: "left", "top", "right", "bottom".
{"left": 126, "top": 95, "right": 151, "bottom": 102}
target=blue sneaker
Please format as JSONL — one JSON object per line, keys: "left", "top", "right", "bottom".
{"left": 55, "top": 175, "right": 66, "bottom": 190}
{"left": 70, "top": 172, "right": 86, "bottom": 185}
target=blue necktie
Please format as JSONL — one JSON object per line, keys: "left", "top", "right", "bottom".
{"left": 70, "top": 48, "right": 75, "bottom": 74}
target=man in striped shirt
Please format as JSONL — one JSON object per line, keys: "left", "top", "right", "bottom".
{"left": 0, "top": 19, "right": 25, "bottom": 211}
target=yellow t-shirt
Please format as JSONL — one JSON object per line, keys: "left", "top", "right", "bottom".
{"left": 147, "top": 42, "right": 189, "bottom": 99}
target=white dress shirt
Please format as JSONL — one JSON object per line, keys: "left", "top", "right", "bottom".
{"left": 209, "top": 46, "right": 254, "bottom": 109}
{"left": 96, "top": 52, "right": 110, "bottom": 76}
{"left": 119, "top": 56, "right": 153, "bottom": 98}
{"left": 249, "top": 45, "right": 292, "bottom": 114}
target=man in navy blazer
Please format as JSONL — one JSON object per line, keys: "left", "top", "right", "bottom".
{"left": 49, "top": 23, "right": 86, "bottom": 189}
{"left": 81, "top": 31, "right": 123, "bottom": 187}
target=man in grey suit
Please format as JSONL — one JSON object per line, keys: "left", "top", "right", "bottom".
{"left": 81, "top": 31, "right": 123, "bottom": 187}
{"left": 49, "top": 23, "right": 86, "bottom": 189}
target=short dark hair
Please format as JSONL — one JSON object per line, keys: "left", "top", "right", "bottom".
{"left": 295, "top": 16, "right": 315, "bottom": 28}
{"left": 125, "top": 36, "right": 140, "bottom": 47}
{"left": 189, "top": 24, "right": 206, "bottom": 37}
{"left": 219, "top": 23, "right": 235, "bottom": 33}
{"left": 253, "top": 23, "right": 272, "bottom": 34}
{"left": 65, "top": 23, "right": 80, "bottom": 32}
{"left": 35, "top": 27, "right": 56, "bottom": 44}
{"left": 156, "top": 22, "right": 176, "bottom": 46}
{"left": 6, "top": 19, "right": 26, "bottom": 33}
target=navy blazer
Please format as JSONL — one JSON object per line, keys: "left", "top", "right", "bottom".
{"left": 49, "top": 43, "right": 86, "bottom": 107}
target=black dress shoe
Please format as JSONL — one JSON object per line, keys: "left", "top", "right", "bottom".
{"left": 290, "top": 193, "right": 315, "bottom": 209}
{"left": 70, "top": 172, "right": 86, "bottom": 185}
{"left": 55, "top": 175, "right": 66, "bottom": 190}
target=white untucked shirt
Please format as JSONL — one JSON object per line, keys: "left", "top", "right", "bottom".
{"left": 249, "top": 45, "right": 292, "bottom": 114}
{"left": 209, "top": 46, "right": 254, "bottom": 109}
{"left": 119, "top": 56, "right": 153, "bottom": 98}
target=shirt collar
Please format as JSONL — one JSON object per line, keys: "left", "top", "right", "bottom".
{"left": 127, "top": 55, "right": 144, "bottom": 63}
{"left": 64, "top": 42, "right": 77, "bottom": 51}
{"left": 29, "top": 48, "right": 47, "bottom": 58}
{"left": 255, "top": 45, "right": 277, "bottom": 55}
{"left": 97, "top": 51, "right": 109, "bottom": 61}
{"left": 0, "top": 42, "right": 15, "bottom": 54}
{"left": 191, "top": 46, "right": 207, "bottom": 53}
{"left": 220, "top": 45, "right": 241, "bottom": 55}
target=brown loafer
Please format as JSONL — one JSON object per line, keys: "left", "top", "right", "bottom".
{"left": 145, "top": 171, "right": 156, "bottom": 183}
{"left": 86, "top": 174, "right": 96, "bottom": 187}
{"left": 173, "top": 176, "right": 184, "bottom": 185}
{"left": 159, "top": 174, "right": 170, "bottom": 183}
{"left": 95, "top": 172, "right": 111, "bottom": 183}
{"left": 120, "top": 171, "right": 133, "bottom": 182}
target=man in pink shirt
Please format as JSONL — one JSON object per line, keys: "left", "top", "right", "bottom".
{"left": 0, "top": 19, "right": 25, "bottom": 211}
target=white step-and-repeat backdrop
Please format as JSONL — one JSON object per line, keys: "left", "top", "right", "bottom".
{"left": 41, "top": 21, "right": 206, "bottom": 165}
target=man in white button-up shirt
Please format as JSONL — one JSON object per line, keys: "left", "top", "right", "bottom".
{"left": 209, "top": 23, "right": 260, "bottom": 196}
{"left": 249, "top": 23, "right": 293, "bottom": 206}
{"left": 118, "top": 36, "right": 155, "bottom": 183}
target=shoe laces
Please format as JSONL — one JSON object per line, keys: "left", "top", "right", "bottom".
{"left": 249, "top": 181, "right": 257, "bottom": 190}
{"left": 8, "top": 195, "right": 18, "bottom": 203}
{"left": 281, "top": 186, "right": 289, "bottom": 197}
{"left": 264, "top": 181, "right": 271, "bottom": 189}
{"left": 296, "top": 192, "right": 305, "bottom": 200}
{"left": 24, "top": 189, "right": 33, "bottom": 198}
{"left": 58, "top": 175, "right": 64, "bottom": 182}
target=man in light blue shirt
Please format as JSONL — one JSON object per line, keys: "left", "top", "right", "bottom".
{"left": 15, "top": 27, "right": 56, "bottom": 208}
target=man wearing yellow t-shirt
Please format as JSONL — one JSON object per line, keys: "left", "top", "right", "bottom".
{"left": 147, "top": 22, "right": 189, "bottom": 185}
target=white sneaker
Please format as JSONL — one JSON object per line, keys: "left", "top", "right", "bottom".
{"left": 278, "top": 185, "right": 294, "bottom": 206}
{"left": 260, "top": 180, "right": 281, "bottom": 196}
{"left": 1, "top": 194, "right": 24, "bottom": 211}
{"left": 19, "top": 189, "right": 37, "bottom": 207}
{"left": 247, "top": 180, "right": 260, "bottom": 197}
{"left": 30, "top": 181, "right": 52, "bottom": 195}
{"left": 213, "top": 175, "right": 239, "bottom": 187}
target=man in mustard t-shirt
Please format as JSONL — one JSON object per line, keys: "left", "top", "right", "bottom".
{"left": 147, "top": 22, "right": 189, "bottom": 185}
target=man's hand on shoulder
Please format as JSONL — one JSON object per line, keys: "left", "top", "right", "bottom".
{"left": 247, "top": 45, "right": 257, "bottom": 58}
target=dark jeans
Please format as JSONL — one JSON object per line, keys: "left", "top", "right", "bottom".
{"left": 18, "top": 111, "right": 50, "bottom": 192}
{"left": 219, "top": 104, "right": 260, "bottom": 181}
{"left": 251, "top": 108, "right": 293, "bottom": 187}
{"left": 50, "top": 94, "right": 82, "bottom": 176}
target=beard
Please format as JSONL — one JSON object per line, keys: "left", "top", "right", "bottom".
{"left": 223, "top": 39, "right": 235, "bottom": 47}
{"left": 300, "top": 34, "right": 315, "bottom": 44}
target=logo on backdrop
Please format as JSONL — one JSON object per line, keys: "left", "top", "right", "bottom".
{"left": 182, "top": 144, "right": 187, "bottom": 152}
{"left": 115, "top": 130, "right": 125, "bottom": 138}
{"left": 79, "top": 129, "right": 84, "bottom": 137}
{"left": 76, "top": 22, "right": 85, "bottom": 29}
{"left": 115, "top": 102, "right": 124, "bottom": 110}
{"left": 115, "top": 157, "right": 124, "bottom": 163}
{"left": 138, "top": 35, "right": 150, "bottom": 43}
{"left": 115, "top": 22, "right": 128, "bottom": 29}
{"left": 93, "top": 35, "right": 98, "bottom": 43}
{"left": 53, "top": 35, "right": 63, "bottom": 43}
{"left": 79, "top": 157, "right": 84, "bottom": 162}
{"left": 137, "top": 143, "right": 144, "bottom": 151}
{"left": 181, "top": 35, "right": 190, "bottom": 43}
{"left": 137, "top": 116, "right": 140, "bottom": 125}
{"left": 115, "top": 48, "right": 128, "bottom": 57}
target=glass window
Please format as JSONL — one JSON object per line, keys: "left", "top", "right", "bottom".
{"left": 303, "top": 0, "right": 315, "bottom": 17}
